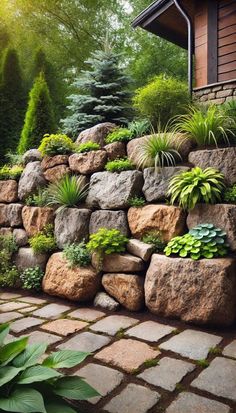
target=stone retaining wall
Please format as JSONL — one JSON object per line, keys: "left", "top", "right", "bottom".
{"left": 194, "top": 80, "right": 236, "bottom": 105}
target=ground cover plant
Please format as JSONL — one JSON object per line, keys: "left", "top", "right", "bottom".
{"left": 63, "top": 242, "right": 91, "bottom": 268}
{"left": 38, "top": 133, "right": 74, "bottom": 156}
{"left": 0, "top": 165, "right": 23, "bottom": 180}
{"left": 75, "top": 141, "right": 100, "bottom": 153}
{"left": 168, "top": 167, "right": 225, "bottom": 210}
{"left": 29, "top": 225, "right": 56, "bottom": 254}
{"left": 46, "top": 175, "right": 88, "bottom": 212}
{"left": 0, "top": 234, "right": 19, "bottom": 287}
{"left": 105, "top": 157, "right": 134, "bottom": 172}
{"left": 0, "top": 323, "right": 98, "bottom": 413}
{"left": 20, "top": 266, "right": 44, "bottom": 291}
{"left": 105, "top": 128, "right": 133, "bottom": 144}
{"left": 142, "top": 231, "right": 166, "bottom": 252}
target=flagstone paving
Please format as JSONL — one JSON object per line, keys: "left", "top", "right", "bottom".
{"left": 0, "top": 289, "right": 236, "bottom": 413}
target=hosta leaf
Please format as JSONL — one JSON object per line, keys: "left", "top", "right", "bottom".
{"left": 0, "top": 337, "right": 28, "bottom": 365}
{"left": 13, "top": 343, "right": 47, "bottom": 368}
{"left": 0, "top": 387, "right": 46, "bottom": 413}
{"left": 43, "top": 350, "right": 90, "bottom": 369}
{"left": 0, "top": 366, "right": 21, "bottom": 387}
{"left": 17, "top": 365, "right": 62, "bottom": 384}
{"left": 45, "top": 401, "right": 77, "bottom": 413}
{"left": 53, "top": 376, "right": 100, "bottom": 400}
{"left": 0, "top": 324, "right": 10, "bottom": 346}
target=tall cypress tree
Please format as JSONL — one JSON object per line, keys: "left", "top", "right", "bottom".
{"left": 0, "top": 48, "right": 25, "bottom": 160}
{"left": 18, "top": 72, "right": 56, "bottom": 154}
{"left": 61, "top": 44, "right": 132, "bottom": 138}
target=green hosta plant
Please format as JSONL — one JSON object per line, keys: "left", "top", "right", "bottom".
{"left": 168, "top": 167, "right": 225, "bottom": 210}
{"left": 63, "top": 242, "right": 91, "bottom": 268}
{"left": 0, "top": 165, "right": 23, "bottom": 180}
{"left": 142, "top": 231, "right": 166, "bottom": 252}
{"left": 105, "top": 158, "right": 134, "bottom": 173}
{"left": 224, "top": 184, "right": 236, "bottom": 203}
{"left": 38, "top": 133, "right": 74, "bottom": 156}
{"left": 105, "top": 128, "right": 133, "bottom": 144}
{"left": 20, "top": 266, "right": 44, "bottom": 291}
{"left": 75, "top": 141, "right": 100, "bottom": 153}
{"left": 0, "top": 323, "right": 99, "bottom": 413}
{"left": 29, "top": 225, "right": 56, "bottom": 254}
{"left": 128, "top": 196, "right": 146, "bottom": 207}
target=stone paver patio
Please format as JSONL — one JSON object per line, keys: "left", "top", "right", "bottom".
{"left": 1, "top": 289, "right": 236, "bottom": 413}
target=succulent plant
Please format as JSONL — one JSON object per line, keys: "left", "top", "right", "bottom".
{"left": 189, "top": 223, "right": 227, "bottom": 245}
{"left": 165, "top": 234, "right": 202, "bottom": 260}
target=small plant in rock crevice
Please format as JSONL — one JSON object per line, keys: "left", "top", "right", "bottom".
{"left": 128, "top": 196, "right": 146, "bottom": 207}
{"left": 75, "top": 141, "right": 100, "bottom": 153}
{"left": 0, "top": 234, "right": 19, "bottom": 287}
{"left": 20, "top": 266, "right": 44, "bottom": 291}
{"left": 142, "top": 231, "right": 166, "bottom": 252}
{"left": 25, "top": 188, "right": 49, "bottom": 207}
{"left": 105, "top": 157, "right": 135, "bottom": 172}
{"left": 29, "top": 225, "right": 56, "bottom": 254}
{"left": 63, "top": 242, "right": 91, "bottom": 268}
{"left": 105, "top": 128, "right": 133, "bottom": 144}
{"left": 224, "top": 184, "right": 236, "bottom": 203}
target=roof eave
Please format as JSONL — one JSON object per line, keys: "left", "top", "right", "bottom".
{"left": 132, "top": 0, "right": 174, "bottom": 29}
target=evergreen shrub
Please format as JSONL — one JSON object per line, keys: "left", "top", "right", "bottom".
{"left": 38, "top": 134, "right": 74, "bottom": 156}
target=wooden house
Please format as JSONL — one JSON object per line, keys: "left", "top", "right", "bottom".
{"left": 132, "top": 0, "right": 236, "bottom": 104}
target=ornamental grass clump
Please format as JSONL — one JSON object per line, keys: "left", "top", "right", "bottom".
{"left": 63, "top": 242, "right": 91, "bottom": 268}
{"left": 0, "top": 323, "right": 98, "bottom": 413}
{"left": 168, "top": 167, "right": 225, "bottom": 210}
{"left": 38, "top": 133, "right": 74, "bottom": 156}
{"left": 75, "top": 141, "right": 100, "bottom": 153}
{"left": 105, "top": 157, "right": 135, "bottom": 172}
{"left": 128, "top": 119, "right": 151, "bottom": 138}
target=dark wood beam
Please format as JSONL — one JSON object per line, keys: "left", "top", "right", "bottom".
{"left": 207, "top": 0, "right": 218, "bottom": 84}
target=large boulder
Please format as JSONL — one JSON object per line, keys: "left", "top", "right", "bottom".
{"left": 145, "top": 254, "right": 236, "bottom": 326}
{"left": 92, "top": 253, "right": 145, "bottom": 273}
{"left": 0, "top": 204, "right": 23, "bottom": 227}
{"left": 44, "top": 165, "right": 70, "bottom": 183}
{"left": 188, "top": 147, "right": 236, "bottom": 185}
{"left": 187, "top": 204, "right": 236, "bottom": 251}
{"left": 102, "top": 273, "right": 145, "bottom": 311}
{"left": 54, "top": 208, "right": 91, "bottom": 249}
{"left": 89, "top": 210, "right": 129, "bottom": 236}
{"left": 41, "top": 155, "right": 69, "bottom": 170}
{"left": 143, "top": 167, "right": 189, "bottom": 202}
{"left": 18, "top": 162, "right": 47, "bottom": 200}
{"left": 22, "top": 206, "right": 54, "bottom": 237}
{"left": 0, "top": 180, "right": 18, "bottom": 203}
{"left": 76, "top": 123, "right": 116, "bottom": 147}
{"left": 43, "top": 252, "right": 100, "bottom": 301}
{"left": 86, "top": 171, "right": 143, "bottom": 209}
{"left": 23, "top": 149, "right": 42, "bottom": 164}
{"left": 69, "top": 151, "right": 107, "bottom": 175}
{"left": 128, "top": 205, "right": 186, "bottom": 242}
{"left": 15, "top": 247, "right": 48, "bottom": 271}
{"left": 104, "top": 142, "right": 126, "bottom": 160}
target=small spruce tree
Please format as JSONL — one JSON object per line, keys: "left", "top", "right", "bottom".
{"left": 61, "top": 44, "right": 132, "bottom": 138}
{"left": 18, "top": 72, "right": 56, "bottom": 154}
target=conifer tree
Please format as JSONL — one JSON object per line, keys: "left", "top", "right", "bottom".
{"left": 61, "top": 43, "right": 132, "bottom": 138}
{"left": 18, "top": 72, "right": 56, "bottom": 153}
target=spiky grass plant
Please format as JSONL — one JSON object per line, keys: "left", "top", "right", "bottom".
{"left": 46, "top": 174, "right": 88, "bottom": 212}
{"left": 174, "top": 105, "right": 235, "bottom": 147}
{"left": 168, "top": 167, "right": 225, "bottom": 210}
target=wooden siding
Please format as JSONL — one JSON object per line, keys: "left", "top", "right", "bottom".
{"left": 218, "top": 0, "right": 236, "bottom": 82}
{"left": 194, "top": 1, "right": 208, "bottom": 87}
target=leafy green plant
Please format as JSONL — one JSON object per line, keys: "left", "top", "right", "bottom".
{"left": 142, "top": 231, "right": 166, "bottom": 252}
{"left": 20, "top": 266, "right": 44, "bottom": 291}
{"left": 128, "top": 196, "right": 146, "bottom": 207}
{"left": 221, "top": 100, "right": 236, "bottom": 137}
{"left": 0, "top": 323, "right": 99, "bottom": 413}
{"left": 0, "top": 165, "right": 23, "bottom": 180}
{"left": 174, "top": 105, "right": 235, "bottom": 147}
{"left": 38, "top": 133, "right": 74, "bottom": 156}
{"left": 128, "top": 120, "right": 151, "bottom": 138}
{"left": 75, "top": 141, "right": 100, "bottom": 153}
{"left": 29, "top": 225, "right": 56, "bottom": 254}
{"left": 105, "top": 128, "right": 133, "bottom": 144}
{"left": 25, "top": 188, "right": 49, "bottom": 207}
{"left": 63, "top": 242, "right": 91, "bottom": 268}
{"left": 0, "top": 235, "right": 19, "bottom": 287}
{"left": 189, "top": 223, "right": 227, "bottom": 246}
{"left": 105, "top": 157, "right": 134, "bottom": 172}
{"left": 5, "top": 152, "right": 24, "bottom": 166}
{"left": 224, "top": 184, "right": 236, "bottom": 203}
{"left": 136, "top": 131, "right": 181, "bottom": 171}
{"left": 46, "top": 175, "right": 88, "bottom": 212}
{"left": 168, "top": 167, "right": 225, "bottom": 210}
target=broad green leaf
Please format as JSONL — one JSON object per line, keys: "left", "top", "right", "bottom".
{"left": 0, "top": 337, "right": 28, "bottom": 365}
{"left": 0, "top": 324, "right": 10, "bottom": 346}
{"left": 0, "top": 366, "right": 21, "bottom": 387}
{"left": 45, "top": 401, "right": 77, "bottom": 413}
{"left": 17, "top": 365, "right": 61, "bottom": 384}
{"left": 13, "top": 343, "right": 47, "bottom": 368}
{"left": 53, "top": 376, "right": 100, "bottom": 400}
{"left": 43, "top": 350, "right": 90, "bottom": 369}
{"left": 0, "top": 387, "right": 46, "bottom": 413}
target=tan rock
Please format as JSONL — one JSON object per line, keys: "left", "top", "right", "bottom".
{"left": 145, "top": 254, "right": 236, "bottom": 326}
{"left": 22, "top": 206, "right": 54, "bottom": 236}
{"left": 41, "top": 155, "right": 69, "bottom": 170}
{"left": 76, "top": 123, "right": 117, "bottom": 147}
{"left": 104, "top": 142, "right": 126, "bottom": 160}
{"left": 128, "top": 205, "right": 186, "bottom": 242}
{"left": 127, "top": 239, "right": 153, "bottom": 261}
{"left": 0, "top": 180, "right": 18, "bottom": 203}
{"left": 44, "top": 165, "right": 70, "bottom": 182}
{"left": 43, "top": 252, "right": 101, "bottom": 302}
{"left": 92, "top": 253, "right": 145, "bottom": 272}
{"left": 102, "top": 273, "right": 144, "bottom": 311}
{"left": 69, "top": 151, "right": 107, "bottom": 175}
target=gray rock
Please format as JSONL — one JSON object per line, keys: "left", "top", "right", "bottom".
{"left": 94, "top": 292, "right": 120, "bottom": 311}
{"left": 127, "top": 239, "right": 153, "bottom": 261}
{"left": 76, "top": 123, "right": 116, "bottom": 147}
{"left": 18, "top": 162, "right": 47, "bottom": 200}
{"left": 86, "top": 171, "right": 143, "bottom": 210}
{"left": 23, "top": 149, "right": 42, "bottom": 164}
{"left": 14, "top": 247, "right": 48, "bottom": 271}
{"left": 89, "top": 210, "right": 129, "bottom": 236}
{"left": 13, "top": 229, "right": 28, "bottom": 247}
{"left": 0, "top": 204, "right": 23, "bottom": 227}
{"left": 143, "top": 166, "right": 189, "bottom": 202}
{"left": 166, "top": 392, "right": 230, "bottom": 413}
{"left": 188, "top": 147, "right": 236, "bottom": 185}
{"left": 93, "top": 253, "right": 145, "bottom": 273}
{"left": 187, "top": 203, "right": 236, "bottom": 251}
{"left": 55, "top": 208, "right": 91, "bottom": 249}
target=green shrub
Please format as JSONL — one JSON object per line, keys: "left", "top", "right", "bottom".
{"left": 224, "top": 184, "right": 236, "bottom": 203}
{"left": 29, "top": 225, "right": 56, "bottom": 254}
{"left": 38, "top": 133, "right": 74, "bottom": 156}
{"left": 0, "top": 323, "right": 99, "bottom": 413}
{"left": 0, "top": 165, "right": 23, "bottom": 180}
{"left": 75, "top": 141, "right": 100, "bottom": 153}
{"left": 63, "top": 242, "right": 91, "bottom": 268}
{"left": 0, "top": 234, "right": 19, "bottom": 287}
{"left": 142, "top": 231, "right": 166, "bottom": 252}
{"left": 136, "top": 131, "right": 181, "bottom": 171}
{"left": 87, "top": 228, "right": 128, "bottom": 256}
{"left": 189, "top": 223, "right": 227, "bottom": 246}
{"left": 174, "top": 105, "right": 235, "bottom": 147}
{"left": 128, "top": 196, "right": 146, "bottom": 207}
{"left": 25, "top": 188, "right": 48, "bottom": 207}
{"left": 6, "top": 152, "right": 24, "bottom": 166}
{"left": 168, "top": 167, "right": 225, "bottom": 210}
{"left": 105, "top": 128, "right": 133, "bottom": 144}
{"left": 47, "top": 174, "right": 88, "bottom": 212}
{"left": 105, "top": 157, "right": 135, "bottom": 172}
{"left": 20, "top": 266, "right": 44, "bottom": 291}
{"left": 133, "top": 75, "right": 189, "bottom": 128}
{"left": 128, "top": 120, "right": 151, "bottom": 138}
